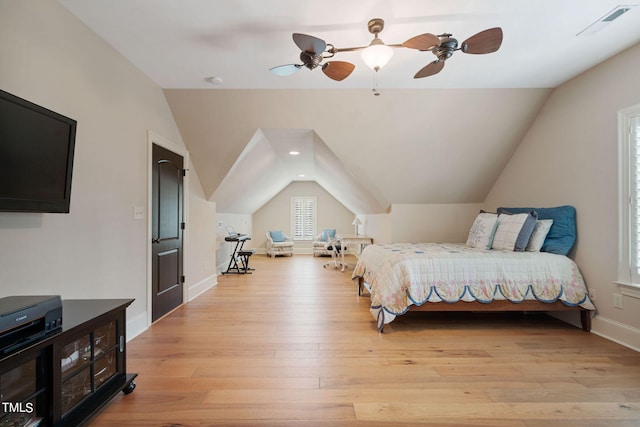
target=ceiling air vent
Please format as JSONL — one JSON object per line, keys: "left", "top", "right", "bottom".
{"left": 577, "top": 5, "right": 637, "bottom": 35}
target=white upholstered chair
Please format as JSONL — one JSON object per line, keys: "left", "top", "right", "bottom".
{"left": 312, "top": 233, "right": 332, "bottom": 257}
{"left": 265, "top": 230, "right": 294, "bottom": 258}
{"left": 312, "top": 229, "right": 338, "bottom": 257}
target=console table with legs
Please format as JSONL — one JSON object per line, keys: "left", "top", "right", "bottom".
{"left": 337, "top": 235, "right": 373, "bottom": 271}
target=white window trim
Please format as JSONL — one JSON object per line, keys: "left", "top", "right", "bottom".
{"left": 617, "top": 103, "right": 640, "bottom": 292}
{"left": 291, "top": 196, "right": 316, "bottom": 241}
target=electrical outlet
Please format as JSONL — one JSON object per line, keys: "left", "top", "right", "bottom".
{"left": 613, "top": 293, "right": 624, "bottom": 309}
{"left": 588, "top": 289, "right": 596, "bottom": 301}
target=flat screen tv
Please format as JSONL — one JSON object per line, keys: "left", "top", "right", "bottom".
{"left": 0, "top": 89, "right": 77, "bottom": 213}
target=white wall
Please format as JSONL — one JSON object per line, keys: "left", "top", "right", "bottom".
{"left": 184, "top": 164, "right": 218, "bottom": 300}
{"left": 484, "top": 42, "right": 640, "bottom": 350}
{"left": 253, "top": 181, "right": 354, "bottom": 254}
{"left": 0, "top": 1, "right": 216, "bottom": 337}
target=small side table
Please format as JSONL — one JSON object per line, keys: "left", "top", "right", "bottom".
{"left": 337, "top": 235, "right": 373, "bottom": 271}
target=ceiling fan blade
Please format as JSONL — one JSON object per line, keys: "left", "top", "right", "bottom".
{"left": 293, "top": 33, "right": 327, "bottom": 54}
{"left": 402, "top": 33, "right": 440, "bottom": 51}
{"left": 461, "top": 27, "right": 503, "bottom": 54}
{"left": 321, "top": 61, "right": 355, "bottom": 81}
{"left": 414, "top": 60, "right": 445, "bottom": 78}
{"left": 269, "top": 64, "right": 302, "bottom": 76}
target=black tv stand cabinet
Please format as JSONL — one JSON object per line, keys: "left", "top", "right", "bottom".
{"left": 0, "top": 299, "right": 137, "bottom": 427}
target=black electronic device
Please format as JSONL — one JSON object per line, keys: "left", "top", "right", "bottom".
{"left": 0, "top": 89, "right": 77, "bottom": 213}
{"left": 0, "top": 295, "right": 63, "bottom": 355}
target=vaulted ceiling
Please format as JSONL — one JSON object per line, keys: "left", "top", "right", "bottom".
{"left": 164, "top": 88, "right": 551, "bottom": 213}
{"left": 210, "top": 128, "right": 387, "bottom": 214}
{"left": 57, "top": 0, "right": 640, "bottom": 214}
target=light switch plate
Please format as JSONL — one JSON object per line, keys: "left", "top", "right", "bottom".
{"left": 134, "top": 206, "right": 145, "bottom": 220}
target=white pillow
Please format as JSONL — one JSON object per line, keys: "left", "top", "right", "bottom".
{"left": 526, "top": 219, "right": 554, "bottom": 252}
{"left": 466, "top": 212, "right": 499, "bottom": 249}
{"left": 492, "top": 213, "right": 531, "bottom": 251}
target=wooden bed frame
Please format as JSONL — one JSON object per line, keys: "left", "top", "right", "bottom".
{"left": 356, "top": 278, "right": 592, "bottom": 332}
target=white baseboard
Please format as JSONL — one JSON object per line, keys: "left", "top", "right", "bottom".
{"left": 255, "top": 249, "right": 318, "bottom": 255}
{"left": 591, "top": 315, "right": 640, "bottom": 352}
{"left": 549, "top": 311, "right": 639, "bottom": 352}
{"left": 126, "top": 311, "right": 148, "bottom": 342}
{"left": 188, "top": 273, "right": 217, "bottom": 302}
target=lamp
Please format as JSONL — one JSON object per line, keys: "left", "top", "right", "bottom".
{"left": 361, "top": 18, "right": 394, "bottom": 72}
{"left": 352, "top": 217, "right": 363, "bottom": 236}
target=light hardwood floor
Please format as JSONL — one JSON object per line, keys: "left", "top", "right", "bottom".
{"left": 89, "top": 254, "right": 640, "bottom": 426}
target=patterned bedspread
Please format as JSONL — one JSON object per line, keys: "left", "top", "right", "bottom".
{"left": 351, "top": 243, "right": 595, "bottom": 328}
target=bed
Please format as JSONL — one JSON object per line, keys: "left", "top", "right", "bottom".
{"left": 352, "top": 206, "right": 596, "bottom": 332}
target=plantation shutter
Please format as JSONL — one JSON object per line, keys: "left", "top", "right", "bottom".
{"left": 291, "top": 196, "right": 315, "bottom": 241}
{"left": 631, "top": 114, "right": 640, "bottom": 283}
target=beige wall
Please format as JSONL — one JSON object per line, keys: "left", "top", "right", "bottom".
{"left": 484, "top": 42, "right": 640, "bottom": 348}
{"left": 253, "top": 181, "right": 354, "bottom": 254}
{"left": 358, "top": 213, "right": 391, "bottom": 244}
{"left": 0, "top": 1, "right": 216, "bottom": 337}
{"left": 389, "top": 203, "right": 483, "bottom": 243}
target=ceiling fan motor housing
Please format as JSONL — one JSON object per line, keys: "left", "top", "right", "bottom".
{"left": 300, "top": 51, "right": 323, "bottom": 70}
{"left": 434, "top": 37, "right": 458, "bottom": 60}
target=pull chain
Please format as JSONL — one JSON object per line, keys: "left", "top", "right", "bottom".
{"left": 372, "top": 71, "right": 380, "bottom": 96}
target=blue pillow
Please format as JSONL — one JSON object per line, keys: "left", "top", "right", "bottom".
{"left": 269, "top": 230, "right": 285, "bottom": 242}
{"left": 497, "top": 206, "right": 576, "bottom": 255}
{"left": 321, "top": 229, "right": 336, "bottom": 242}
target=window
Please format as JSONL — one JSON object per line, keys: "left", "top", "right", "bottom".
{"left": 291, "top": 196, "right": 316, "bottom": 241}
{"left": 618, "top": 105, "right": 640, "bottom": 287}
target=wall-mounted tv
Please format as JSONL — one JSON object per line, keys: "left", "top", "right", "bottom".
{"left": 0, "top": 89, "right": 77, "bottom": 213}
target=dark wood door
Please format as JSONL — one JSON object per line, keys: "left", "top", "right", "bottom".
{"left": 151, "top": 143, "right": 184, "bottom": 322}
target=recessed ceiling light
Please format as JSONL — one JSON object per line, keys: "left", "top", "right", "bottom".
{"left": 289, "top": 151, "right": 300, "bottom": 155}
{"left": 298, "top": 174, "right": 305, "bottom": 178}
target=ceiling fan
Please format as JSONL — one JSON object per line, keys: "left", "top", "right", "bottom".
{"left": 402, "top": 27, "right": 503, "bottom": 78}
{"left": 269, "top": 33, "right": 357, "bottom": 81}
{"left": 269, "top": 19, "right": 503, "bottom": 81}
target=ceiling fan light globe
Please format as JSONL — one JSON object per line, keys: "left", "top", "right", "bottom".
{"left": 361, "top": 41, "right": 393, "bottom": 71}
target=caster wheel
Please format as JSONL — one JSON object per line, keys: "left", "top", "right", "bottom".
{"left": 122, "top": 381, "right": 136, "bottom": 395}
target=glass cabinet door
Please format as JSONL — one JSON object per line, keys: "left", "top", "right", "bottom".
{"left": 59, "top": 319, "right": 120, "bottom": 416}
{"left": 94, "top": 321, "right": 118, "bottom": 387}
{"left": 60, "top": 334, "right": 92, "bottom": 414}
{"left": 0, "top": 356, "right": 45, "bottom": 427}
